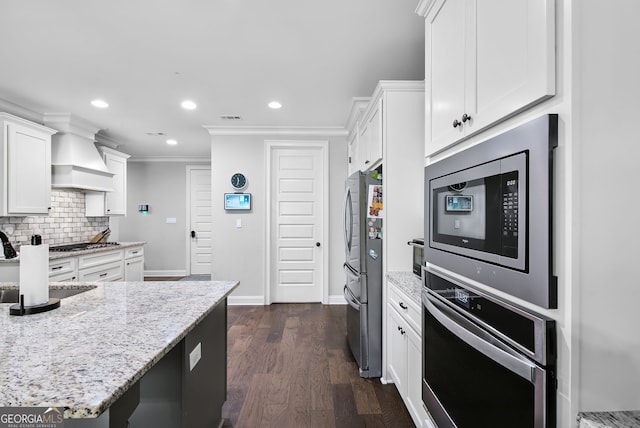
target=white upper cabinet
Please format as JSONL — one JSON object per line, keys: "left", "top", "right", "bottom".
{"left": 0, "top": 113, "right": 56, "bottom": 216}
{"left": 419, "top": 0, "right": 556, "bottom": 156}
{"left": 86, "top": 146, "right": 130, "bottom": 216}
{"left": 358, "top": 98, "right": 383, "bottom": 171}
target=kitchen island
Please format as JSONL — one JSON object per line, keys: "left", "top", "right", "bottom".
{"left": 0, "top": 279, "right": 238, "bottom": 427}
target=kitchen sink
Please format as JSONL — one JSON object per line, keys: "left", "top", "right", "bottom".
{"left": 0, "top": 286, "right": 96, "bottom": 304}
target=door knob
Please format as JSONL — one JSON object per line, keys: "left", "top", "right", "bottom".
{"left": 316, "top": 242, "right": 321, "bottom": 247}
{"left": 191, "top": 231, "right": 196, "bottom": 238}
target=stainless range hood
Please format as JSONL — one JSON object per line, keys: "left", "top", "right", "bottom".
{"left": 44, "top": 113, "right": 114, "bottom": 192}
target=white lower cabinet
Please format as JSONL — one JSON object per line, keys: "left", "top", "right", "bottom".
{"left": 387, "top": 281, "right": 429, "bottom": 427}
{"left": 124, "top": 246, "right": 144, "bottom": 281}
{"left": 49, "top": 257, "right": 77, "bottom": 282}
{"left": 78, "top": 249, "right": 124, "bottom": 282}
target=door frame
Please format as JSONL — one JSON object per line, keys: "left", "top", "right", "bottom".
{"left": 185, "top": 165, "right": 212, "bottom": 276}
{"left": 265, "top": 140, "right": 330, "bottom": 304}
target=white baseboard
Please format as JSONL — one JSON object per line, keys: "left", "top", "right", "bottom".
{"left": 144, "top": 270, "right": 187, "bottom": 277}
{"left": 328, "top": 294, "right": 347, "bottom": 305}
{"left": 227, "top": 295, "right": 265, "bottom": 305}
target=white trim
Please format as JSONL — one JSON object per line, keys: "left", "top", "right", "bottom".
{"left": 129, "top": 157, "right": 211, "bottom": 163}
{"left": 227, "top": 295, "right": 265, "bottom": 306}
{"left": 265, "top": 140, "right": 330, "bottom": 305}
{"left": 204, "top": 126, "right": 348, "bottom": 137}
{"left": 186, "top": 165, "right": 212, "bottom": 276}
{"left": 328, "top": 295, "right": 348, "bottom": 305}
{"left": 144, "top": 269, "right": 187, "bottom": 277}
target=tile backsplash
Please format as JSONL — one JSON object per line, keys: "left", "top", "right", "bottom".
{"left": 0, "top": 189, "right": 109, "bottom": 248}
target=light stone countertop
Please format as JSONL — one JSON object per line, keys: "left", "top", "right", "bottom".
{"left": 386, "top": 271, "right": 423, "bottom": 304}
{"left": 0, "top": 241, "right": 146, "bottom": 263}
{"left": 0, "top": 279, "right": 238, "bottom": 419}
{"left": 578, "top": 411, "right": 640, "bottom": 427}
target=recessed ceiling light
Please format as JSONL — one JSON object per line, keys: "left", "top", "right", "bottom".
{"left": 268, "top": 101, "right": 282, "bottom": 109}
{"left": 166, "top": 139, "right": 178, "bottom": 145}
{"left": 181, "top": 100, "right": 197, "bottom": 110}
{"left": 91, "top": 99, "right": 109, "bottom": 108}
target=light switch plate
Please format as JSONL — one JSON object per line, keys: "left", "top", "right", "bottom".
{"left": 189, "top": 342, "right": 202, "bottom": 371}
{"left": 236, "top": 219, "right": 242, "bottom": 228}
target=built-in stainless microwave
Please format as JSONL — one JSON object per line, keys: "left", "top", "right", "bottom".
{"left": 424, "top": 115, "right": 558, "bottom": 309}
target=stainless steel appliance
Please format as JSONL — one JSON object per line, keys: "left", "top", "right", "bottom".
{"left": 422, "top": 269, "right": 556, "bottom": 428}
{"left": 343, "top": 171, "right": 383, "bottom": 378}
{"left": 408, "top": 238, "right": 424, "bottom": 278}
{"left": 424, "top": 114, "right": 558, "bottom": 308}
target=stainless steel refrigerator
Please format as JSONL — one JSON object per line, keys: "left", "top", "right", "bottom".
{"left": 343, "top": 171, "right": 383, "bottom": 378}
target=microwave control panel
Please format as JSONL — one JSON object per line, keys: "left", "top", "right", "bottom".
{"left": 501, "top": 171, "right": 519, "bottom": 258}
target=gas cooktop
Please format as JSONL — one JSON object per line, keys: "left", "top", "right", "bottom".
{"left": 49, "top": 242, "right": 120, "bottom": 252}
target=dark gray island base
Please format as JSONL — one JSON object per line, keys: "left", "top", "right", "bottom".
{"left": 65, "top": 300, "right": 227, "bottom": 428}
{"left": 0, "top": 280, "right": 238, "bottom": 428}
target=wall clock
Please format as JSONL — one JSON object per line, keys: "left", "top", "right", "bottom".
{"left": 230, "top": 172, "right": 248, "bottom": 191}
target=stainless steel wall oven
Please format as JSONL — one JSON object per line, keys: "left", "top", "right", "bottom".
{"left": 424, "top": 114, "right": 558, "bottom": 308}
{"left": 422, "top": 269, "right": 556, "bottom": 428}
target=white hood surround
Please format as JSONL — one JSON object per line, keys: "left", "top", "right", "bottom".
{"left": 43, "top": 113, "right": 114, "bottom": 192}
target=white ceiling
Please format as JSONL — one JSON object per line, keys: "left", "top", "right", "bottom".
{"left": 0, "top": 0, "right": 424, "bottom": 159}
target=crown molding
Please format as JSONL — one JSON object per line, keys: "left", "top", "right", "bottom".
{"left": 415, "top": 0, "right": 436, "bottom": 17}
{"left": 345, "top": 97, "right": 371, "bottom": 133}
{"left": 95, "top": 132, "right": 121, "bottom": 149}
{"left": 129, "top": 156, "right": 211, "bottom": 163}
{"left": 0, "top": 98, "right": 44, "bottom": 124}
{"left": 43, "top": 112, "right": 102, "bottom": 140}
{"left": 203, "top": 125, "right": 348, "bottom": 137}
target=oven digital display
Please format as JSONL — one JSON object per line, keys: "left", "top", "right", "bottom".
{"left": 445, "top": 195, "right": 473, "bottom": 212}
{"left": 454, "top": 288, "right": 470, "bottom": 309}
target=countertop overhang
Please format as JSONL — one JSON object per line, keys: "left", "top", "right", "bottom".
{"left": 0, "top": 279, "right": 238, "bottom": 418}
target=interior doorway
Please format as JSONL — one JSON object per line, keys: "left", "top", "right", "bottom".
{"left": 266, "top": 141, "right": 329, "bottom": 303}
{"left": 186, "top": 166, "right": 212, "bottom": 275}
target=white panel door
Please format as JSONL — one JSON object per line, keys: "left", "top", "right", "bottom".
{"left": 271, "top": 146, "right": 324, "bottom": 302}
{"left": 188, "top": 167, "right": 212, "bottom": 275}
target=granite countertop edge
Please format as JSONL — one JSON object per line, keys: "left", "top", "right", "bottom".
{"left": 0, "top": 241, "right": 146, "bottom": 263}
{"left": 578, "top": 410, "right": 640, "bottom": 427}
{"left": 0, "top": 279, "right": 239, "bottom": 419}
{"left": 386, "top": 271, "right": 422, "bottom": 305}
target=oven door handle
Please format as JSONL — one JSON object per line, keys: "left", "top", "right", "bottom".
{"left": 424, "top": 292, "right": 537, "bottom": 383}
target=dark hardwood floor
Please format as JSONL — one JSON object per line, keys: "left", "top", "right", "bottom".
{"left": 222, "top": 303, "right": 415, "bottom": 428}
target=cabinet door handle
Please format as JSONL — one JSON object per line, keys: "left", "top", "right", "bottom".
{"left": 461, "top": 113, "right": 472, "bottom": 123}
{"left": 52, "top": 266, "right": 63, "bottom": 271}
{"left": 399, "top": 302, "right": 408, "bottom": 310}
{"left": 364, "top": 160, "right": 370, "bottom": 164}
{"left": 452, "top": 119, "right": 462, "bottom": 128}
{"left": 131, "top": 251, "right": 139, "bottom": 255}
{"left": 99, "top": 273, "right": 108, "bottom": 278}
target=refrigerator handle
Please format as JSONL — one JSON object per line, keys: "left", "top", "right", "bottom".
{"left": 343, "top": 187, "right": 352, "bottom": 254}
{"left": 343, "top": 285, "right": 360, "bottom": 311}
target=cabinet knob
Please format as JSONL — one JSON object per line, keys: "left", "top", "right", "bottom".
{"left": 364, "top": 160, "right": 370, "bottom": 164}
{"left": 452, "top": 119, "right": 462, "bottom": 128}
{"left": 461, "top": 113, "right": 472, "bottom": 123}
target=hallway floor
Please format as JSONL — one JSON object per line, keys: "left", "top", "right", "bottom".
{"left": 222, "top": 303, "right": 415, "bottom": 428}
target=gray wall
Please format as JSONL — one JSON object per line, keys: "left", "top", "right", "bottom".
{"left": 116, "top": 161, "right": 209, "bottom": 275}
{"left": 210, "top": 135, "right": 347, "bottom": 302}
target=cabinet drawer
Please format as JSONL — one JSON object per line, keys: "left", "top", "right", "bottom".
{"left": 78, "top": 250, "right": 123, "bottom": 270}
{"left": 125, "top": 247, "right": 144, "bottom": 259}
{"left": 388, "top": 283, "right": 421, "bottom": 334}
{"left": 78, "top": 261, "right": 123, "bottom": 282}
{"left": 50, "top": 271, "right": 78, "bottom": 282}
{"left": 49, "top": 258, "right": 77, "bottom": 276}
